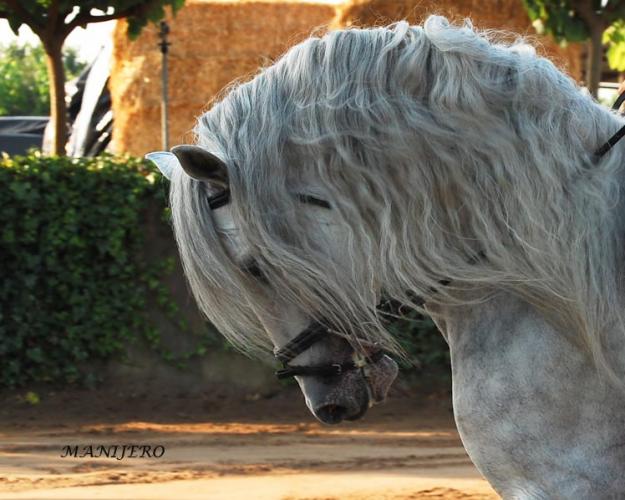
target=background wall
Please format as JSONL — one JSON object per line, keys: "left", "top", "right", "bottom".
{"left": 105, "top": 198, "right": 282, "bottom": 396}
{"left": 110, "top": 0, "right": 583, "bottom": 156}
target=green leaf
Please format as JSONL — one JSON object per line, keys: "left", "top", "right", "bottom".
{"left": 0, "top": 42, "right": 86, "bottom": 116}
{"left": 604, "top": 20, "right": 625, "bottom": 71}
{"left": 521, "top": 0, "right": 590, "bottom": 43}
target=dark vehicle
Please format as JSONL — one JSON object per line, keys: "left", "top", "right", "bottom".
{"left": 0, "top": 116, "right": 47, "bottom": 155}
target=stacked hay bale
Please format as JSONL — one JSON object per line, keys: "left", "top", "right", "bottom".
{"left": 110, "top": 0, "right": 582, "bottom": 155}
{"left": 110, "top": 0, "right": 337, "bottom": 155}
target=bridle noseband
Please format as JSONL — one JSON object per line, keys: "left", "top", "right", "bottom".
{"left": 273, "top": 322, "right": 385, "bottom": 380}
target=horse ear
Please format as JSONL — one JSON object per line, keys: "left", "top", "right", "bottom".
{"left": 145, "top": 151, "right": 180, "bottom": 180}
{"left": 171, "top": 145, "right": 229, "bottom": 190}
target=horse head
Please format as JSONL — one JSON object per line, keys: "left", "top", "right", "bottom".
{"left": 147, "top": 145, "right": 398, "bottom": 424}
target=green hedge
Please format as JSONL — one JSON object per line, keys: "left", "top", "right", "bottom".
{"left": 0, "top": 153, "right": 170, "bottom": 387}
{"left": 388, "top": 311, "right": 450, "bottom": 373}
{"left": 0, "top": 152, "right": 448, "bottom": 389}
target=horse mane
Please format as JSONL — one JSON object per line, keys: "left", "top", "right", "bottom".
{"left": 170, "top": 16, "right": 625, "bottom": 380}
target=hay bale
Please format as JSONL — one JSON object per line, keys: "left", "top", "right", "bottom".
{"left": 335, "top": 0, "right": 583, "bottom": 79}
{"left": 110, "top": 0, "right": 583, "bottom": 156}
{"left": 110, "top": 0, "right": 337, "bottom": 155}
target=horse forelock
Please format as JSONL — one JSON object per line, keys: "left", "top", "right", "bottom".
{"left": 172, "top": 16, "right": 625, "bottom": 380}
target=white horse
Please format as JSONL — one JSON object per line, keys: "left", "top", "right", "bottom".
{"left": 148, "top": 16, "right": 625, "bottom": 498}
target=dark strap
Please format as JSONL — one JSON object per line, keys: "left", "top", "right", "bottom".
{"left": 274, "top": 322, "right": 329, "bottom": 364}
{"left": 595, "top": 91, "right": 625, "bottom": 158}
{"left": 613, "top": 91, "right": 625, "bottom": 113}
{"left": 275, "top": 350, "right": 385, "bottom": 379}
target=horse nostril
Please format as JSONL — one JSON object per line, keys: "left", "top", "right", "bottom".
{"left": 315, "top": 404, "right": 347, "bottom": 425}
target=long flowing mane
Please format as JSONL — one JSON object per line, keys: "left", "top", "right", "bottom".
{"left": 170, "top": 16, "right": 625, "bottom": 378}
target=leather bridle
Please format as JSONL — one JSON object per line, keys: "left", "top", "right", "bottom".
{"left": 273, "top": 321, "right": 386, "bottom": 380}
{"left": 595, "top": 91, "right": 625, "bottom": 158}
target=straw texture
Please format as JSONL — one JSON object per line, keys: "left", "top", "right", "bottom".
{"left": 111, "top": 1, "right": 337, "bottom": 154}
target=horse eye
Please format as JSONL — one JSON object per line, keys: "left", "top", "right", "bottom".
{"left": 244, "top": 261, "right": 268, "bottom": 283}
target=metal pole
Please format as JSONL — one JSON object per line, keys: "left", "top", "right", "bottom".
{"left": 159, "top": 21, "right": 170, "bottom": 150}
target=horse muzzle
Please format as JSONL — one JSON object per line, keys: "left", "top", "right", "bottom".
{"left": 273, "top": 321, "right": 398, "bottom": 424}
{"left": 298, "top": 352, "right": 398, "bottom": 425}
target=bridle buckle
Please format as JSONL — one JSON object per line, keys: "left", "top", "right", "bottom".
{"left": 352, "top": 351, "right": 367, "bottom": 368}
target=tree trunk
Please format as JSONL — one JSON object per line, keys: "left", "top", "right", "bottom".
{"left": 43, "top": 39, "right": 67, "bottom": 156}
{"left": 586, "top": 25, "right": 604, "bottom": 99}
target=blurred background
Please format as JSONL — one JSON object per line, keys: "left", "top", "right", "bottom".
{"left": 1, "top": 1, "right": 623, "bottom": 498}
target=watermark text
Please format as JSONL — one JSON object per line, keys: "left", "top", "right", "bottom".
{"left": 60, "top": 444, "right": 165, "bottom": 460}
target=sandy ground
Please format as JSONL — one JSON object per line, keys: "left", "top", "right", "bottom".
{"left": 0, "top": 386, "right": 498, "bottom": 499}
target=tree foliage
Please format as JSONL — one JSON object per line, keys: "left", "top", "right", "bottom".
{"left": 604, "top": 20, "right": 625, "bottom": 71}
{"left": 522, "top": 0, "right": 625, "bottom": 97}
{"left": 0, "top": 1, "right": 185, "bottom": 41}
{"left": 0, "top": 0, "right": 185, "bottom": 154}
{"left": 0, "top": 42, "right": 85, "bottom": 116}
{"left": 0, "top": 153, "right": 157, "bottom": 386}
{"left": 523, "top": 0, "right": 590, "bottom": 43}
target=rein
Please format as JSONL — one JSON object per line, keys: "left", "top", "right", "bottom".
{"left": 595, "top": 91, "right": 625, "bottom": 158}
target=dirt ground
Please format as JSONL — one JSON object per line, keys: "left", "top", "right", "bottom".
{"left": 0, "top": 384, "right": 498, "bottom": 499}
